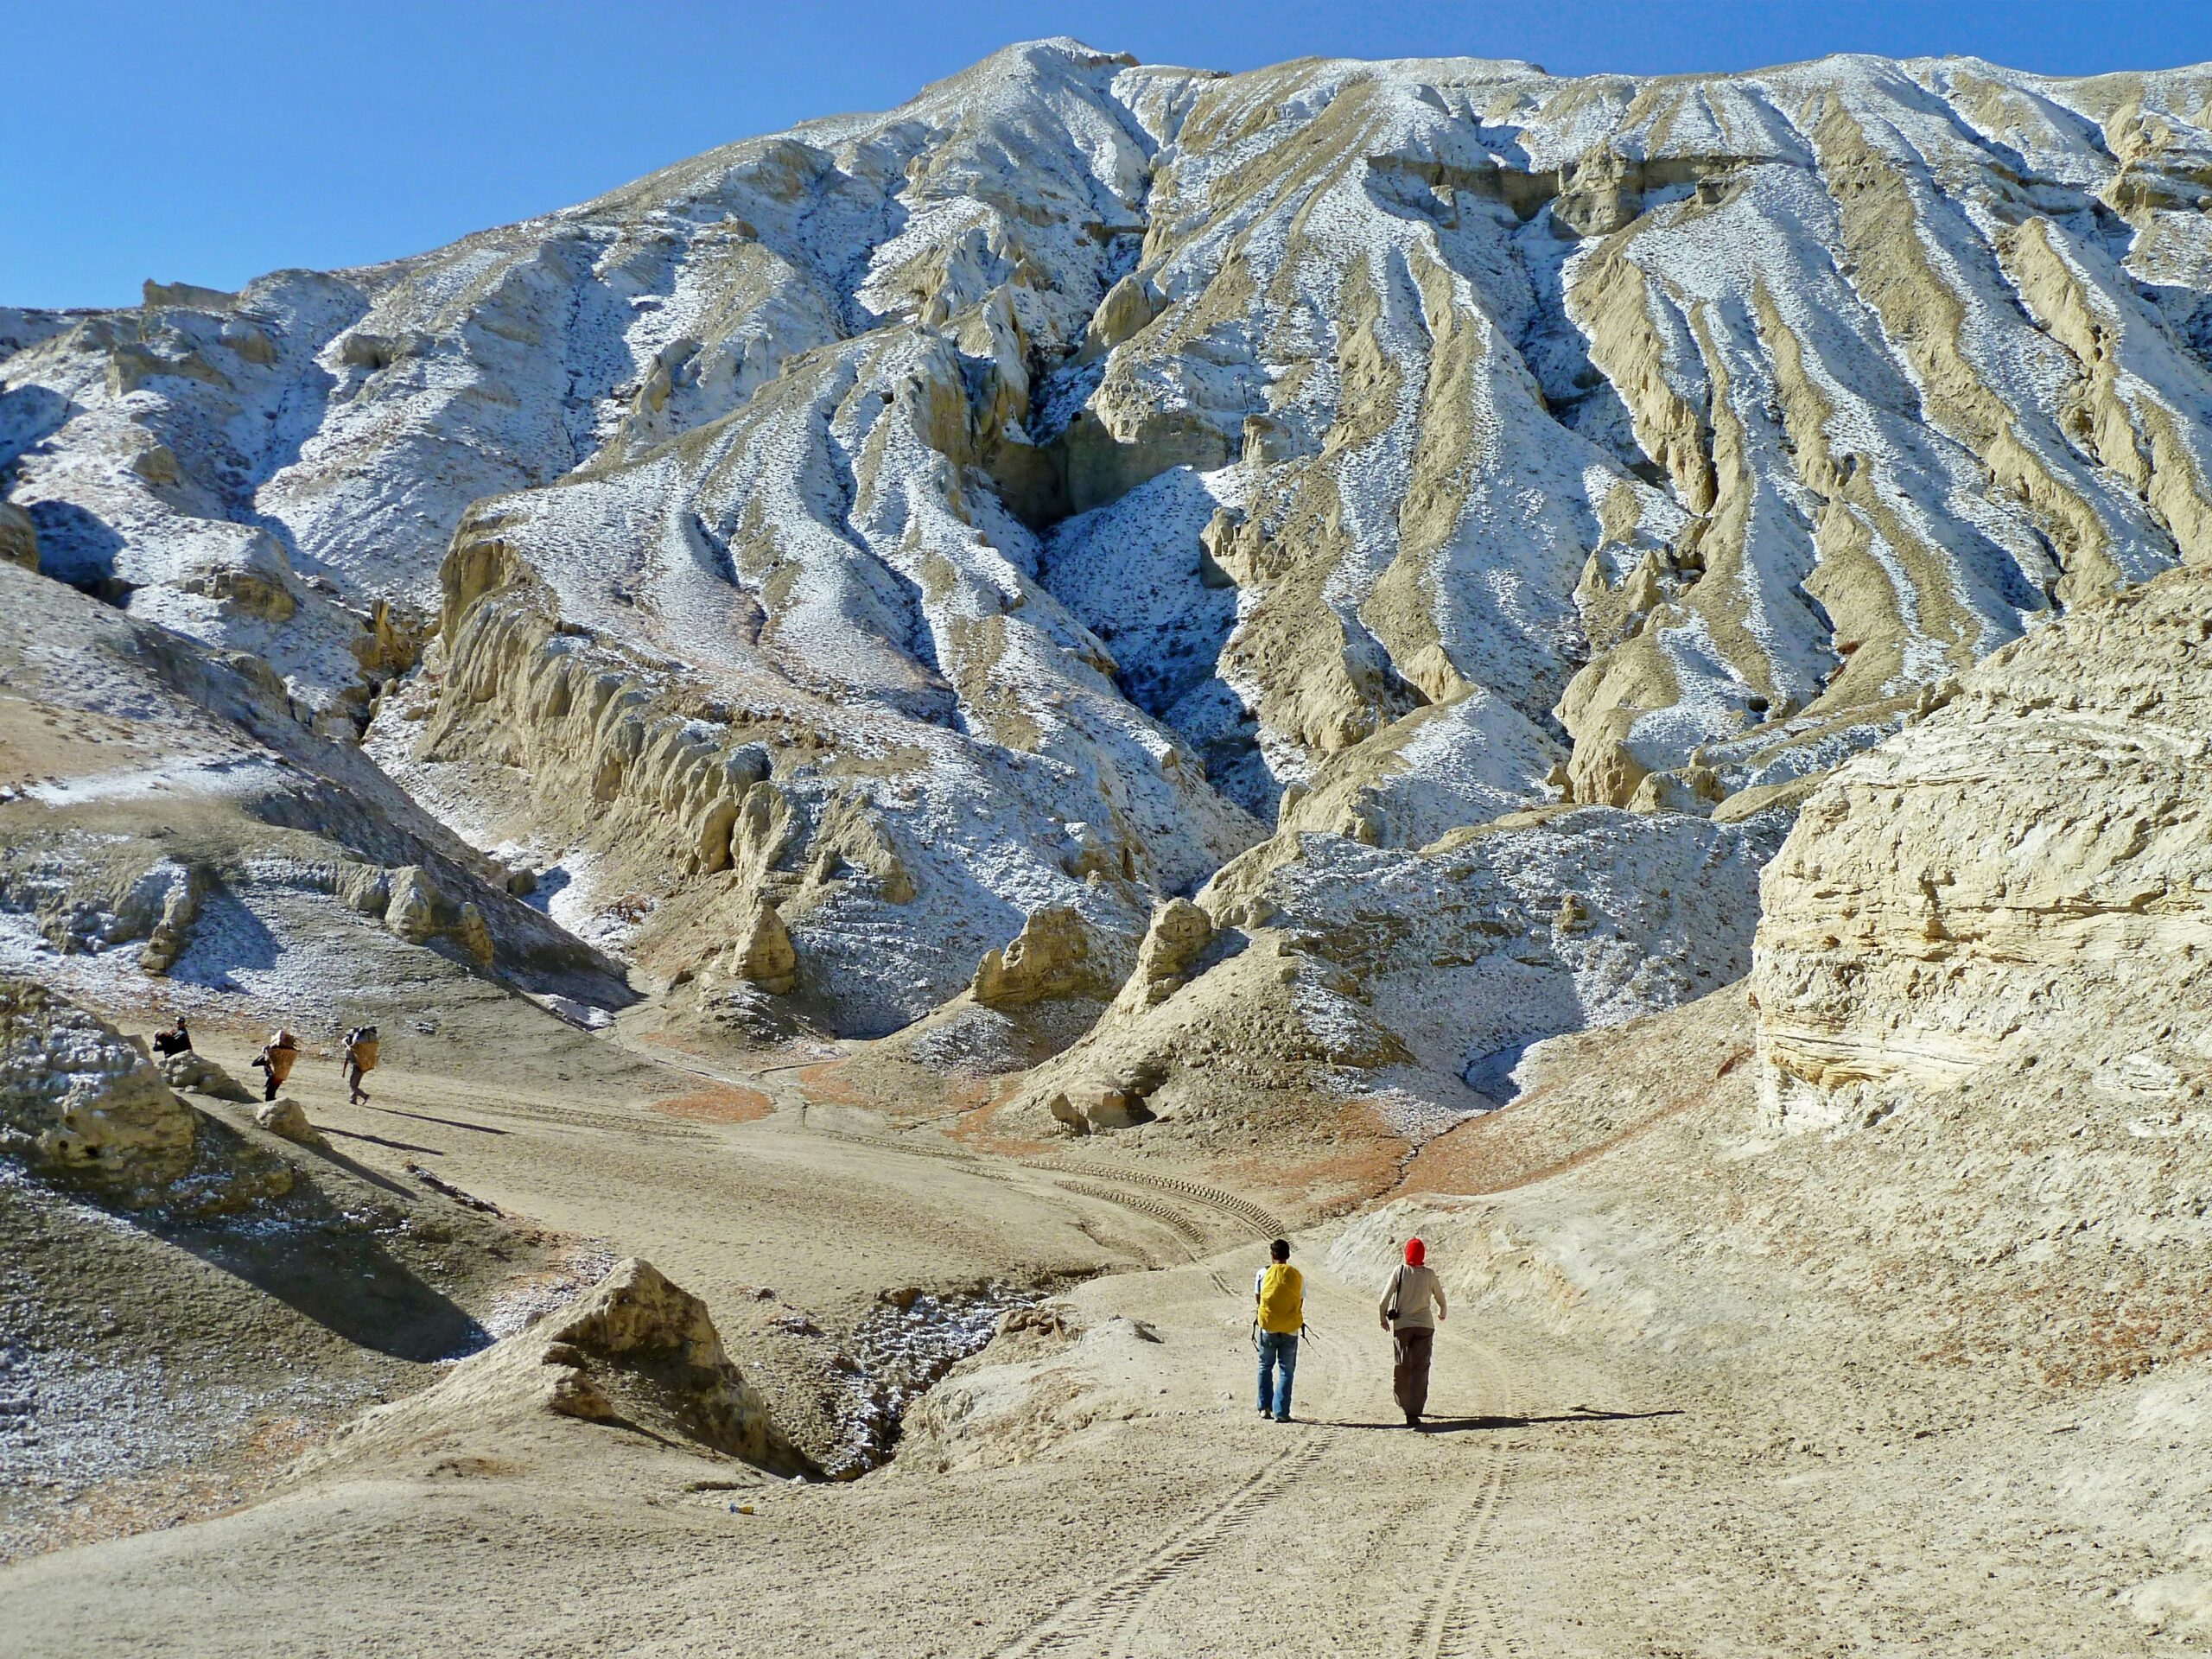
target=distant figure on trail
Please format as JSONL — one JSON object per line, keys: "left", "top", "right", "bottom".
{"left": 340, "top": 1025, "right": 379, "bottom": 1106}
{"left": 150, "top": 1015, "right": 192, "bottom": 1058}
{"left": 1253, "top": 1237, "right": 1305, "bottom": 1424}
{"left": 251, "top": 1029, "right": 300, "bottom": 1102}
{"left": 1380, "top": 1236, "right": 1446, "bottom": 1428}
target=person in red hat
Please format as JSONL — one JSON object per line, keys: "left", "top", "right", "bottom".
{"left": 1378, "top": 1236, "right": 1446, "bottom": 1427}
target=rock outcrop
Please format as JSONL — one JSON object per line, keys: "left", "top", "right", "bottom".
{"left": 0, "top": 559, "right": 628, "bottom": 1039}
{"left": 1014, "top": 804, "right": 1784, "bottom": 1152}
{"left": 971, "top": 906, "right": 1119, "bottom": 1008}
{"left": 0, "top": 976, "right": 197, "bottom": 1198}
{"left": 310, "top": 1258, "right": 810, "bottom": 1477}
{"left": 730, "top": 899, "right": 798, "bottom": 996}
{"left": 0, "top": 977, "right": 296, "bottom": 1211}
{"left": 1752, "top": 563, "right": 2212, "bottom": 1130}
{"left": 137, "top": 861, "right": 208, "bottom": 975}
{"left": 379, "top": 865, "right": 495, "bottom": 966}
{"left": 1128, "top": 898, "right": 1212, "bottom": 1006}
{"left": 158, "top": 1050, "right": 253, "bottom": 1103}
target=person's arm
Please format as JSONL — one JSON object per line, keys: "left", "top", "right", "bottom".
{"left": 1378, "top": 1265, "right": 1399, "bottom": 1327}
{"left": 1433, "top": 1272, "right": 1446, "bottom": 1323}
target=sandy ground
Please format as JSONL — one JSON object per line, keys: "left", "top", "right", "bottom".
{"left": 2, "top": 1003, "right": 2198, "bottom": 1657}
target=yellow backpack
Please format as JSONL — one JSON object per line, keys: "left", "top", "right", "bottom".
{"left": 1255, "top": 1262, "right": 1304, "bottom": 1334}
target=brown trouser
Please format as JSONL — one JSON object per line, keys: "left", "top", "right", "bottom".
{"left": 1393, "top": 1325, "right": 1435, "bottom": 1420}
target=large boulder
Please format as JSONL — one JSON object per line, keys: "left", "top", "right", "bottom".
{"left": 159, "top": 1049, "right": 253, "bottom": 1103}
{"left": 309, "top": 1258, "right": 810, "bottom": 1477}
{"left": 255, "top": 1096, "right": 323, "bottom": 1147}
{"left": 0, "top": 976, "right": 197, "bottom": 1198}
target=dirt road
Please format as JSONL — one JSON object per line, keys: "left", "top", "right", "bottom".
{"left": 0, "top": 1030, "right": 2186, "bottom": 1656}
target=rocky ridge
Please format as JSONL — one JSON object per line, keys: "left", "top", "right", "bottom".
{"left": 0, "top": 556, "right": 627, "bottom": 1039}
{"left": 7, "top": 40, "right": 2212, "bottom": 1124}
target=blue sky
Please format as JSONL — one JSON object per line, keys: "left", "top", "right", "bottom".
{"left": 8, "top": 1, "right": 2212, "bottom": 309}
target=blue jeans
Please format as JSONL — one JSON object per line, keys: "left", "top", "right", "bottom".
{"left": 1255, "top": 1331, "right": 1299, "bottom": 1418}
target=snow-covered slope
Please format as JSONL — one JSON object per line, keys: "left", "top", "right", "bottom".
{"left": 7, "top": 39, "right": 2212, "bottom": 1060}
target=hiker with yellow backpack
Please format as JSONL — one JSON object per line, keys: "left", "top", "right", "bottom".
{"left": 1252, "top": 1237, "right": 1305, "bottom": 1423}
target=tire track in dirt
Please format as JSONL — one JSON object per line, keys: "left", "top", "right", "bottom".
{"left": 1007, "top": 1274, "right": 1363, "bottom": 1656}
{"left": 1402, "top": 1341, "right": 1526, "bottom": 1659}
{"left": 737, "top": 1098, "right": 1268, "bottom": 1285}
{"left": 1020, "top": 1159, "right": 1290, "bottom": 1240}
{"left": 608, "top": 1035, "right": 1290, "bottom": 1243}
{"left": 791, "top": 1130, "right": 1236, "bottom": 1291}
{"left": 1047, "top": 1184, "right": 1237, "bottom": 1296}
{"left": 456, "top": 1096, "right": 709, "bottom": 1141}
{"left": 1003, "top": 1434, "right": 1335, "bottom": 1658}
{"left": 1051, "top": 1181, "right": 1208, "bottom": 1246}
{"left": 1407, "top": 1441, "right": 1522, "bottom": 1659}
{"left": 601, "top": 1038, "right": 1259, "bottom": 1324}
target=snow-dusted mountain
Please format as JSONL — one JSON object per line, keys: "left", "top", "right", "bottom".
{"left": 7, "top": 39, "right": 2212, "bottom": 1116}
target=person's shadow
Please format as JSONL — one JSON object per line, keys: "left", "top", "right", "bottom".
{"left": 1310, "top": 1408, "right": 1683, "bottom": 1433}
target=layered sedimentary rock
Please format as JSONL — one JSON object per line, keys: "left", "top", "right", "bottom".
{"left": 9, "top": 41, "right": 2212, "bottom": 1062}
{"left": 1752, "top": 562, "right": 2212, "bottom": 1128}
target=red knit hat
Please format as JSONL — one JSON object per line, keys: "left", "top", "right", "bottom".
{"left": 1404, "top": 1237, "right": 1425, "bottom": 1266}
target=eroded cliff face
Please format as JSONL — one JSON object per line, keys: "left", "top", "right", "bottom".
{"left": 1006, "top": 803, "right": 1785, "bottom": 1151}
{"left": 1751, "top": 562, "right": 2212, "bottom": 1129}
{"left": 0, "top": 558, "right": 626, "bottom": 1037}
{"left": 8, "top": 39, "right": 2212, "bottom": 1069}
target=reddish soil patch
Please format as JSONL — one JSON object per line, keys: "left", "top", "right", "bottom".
{"left": 1212, "top": 1100, "right": 1405, "bottom": 1213}
{"left": 647, "top": 1084, "right": 775, "bottom": 1125}
{"left": 947, "top": 1078, "right": 1051, "bottom": 1155}
{"left": 794, "top": 1060, "right": 868, "bottom": 1106}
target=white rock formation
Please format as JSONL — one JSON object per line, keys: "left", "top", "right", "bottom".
{"left": 0, "top": 558, "right": 625, "bottom": 1030}
{"left": 1017, "top": 803, "right": 1784, "bottom": 1137}
{"left": 9, "top": 40, "right": 2212, "bottom": 1049}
